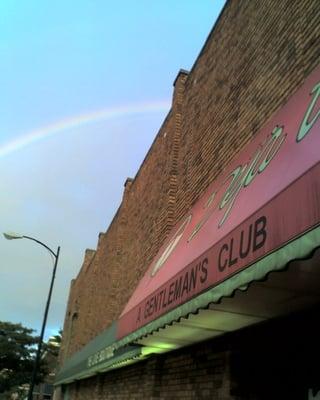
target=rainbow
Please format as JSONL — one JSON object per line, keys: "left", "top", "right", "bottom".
{"left": 0, "top": 100, "right": 170, "bottom": 158}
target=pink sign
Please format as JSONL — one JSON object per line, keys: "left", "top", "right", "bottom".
{"left": 118, "top": 64, "right": 320, "bottom": 339}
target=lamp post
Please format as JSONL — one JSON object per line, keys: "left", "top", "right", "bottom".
{"left": 3, "top": 232, "right": 60, "bottom": 400}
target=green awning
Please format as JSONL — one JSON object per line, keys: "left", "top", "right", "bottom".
{"left": 55, "top": 344, "right": 143, "bottom": 385}
{"left": 55, "top": 322, "right": 116, "bottom": 384}
{"left": 55, "top": 322, "right": 144, "bottom": 385}
{"left": 56, "top": 224, "right": 320, "bottom": 385}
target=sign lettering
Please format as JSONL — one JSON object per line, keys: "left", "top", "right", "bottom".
{"left": 297, "top": 82, "right": 320, "bottom": 142}
{"left": 118, "top": 65, "right": 320, "bottom": 339}
{"left": 218, "top": 215, "right": 267, "bottom": 272}
{"left": 87, "top": 345, "right": 115, "bottom": 368}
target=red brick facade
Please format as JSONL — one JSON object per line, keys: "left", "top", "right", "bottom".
{"left": 58, "top": 0, "right": 320, "bottom": 398}
{"left": 58, "top": 308, "right": 319, "bottom": 399}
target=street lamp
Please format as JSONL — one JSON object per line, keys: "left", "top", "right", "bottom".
{"left": 3, "top": 232, "right": 60, "bottom": 400}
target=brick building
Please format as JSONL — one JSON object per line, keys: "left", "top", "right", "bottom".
{"left": 55, "top": 1, "right": 320, "bottom": 399}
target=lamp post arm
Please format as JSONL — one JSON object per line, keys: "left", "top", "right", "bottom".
{"left": 22, "top": 236, "right": 58, "bottom": 258}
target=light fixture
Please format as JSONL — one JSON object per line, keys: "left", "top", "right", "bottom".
{"left": 3, "top": 231, "right": 60, "bottom": 400}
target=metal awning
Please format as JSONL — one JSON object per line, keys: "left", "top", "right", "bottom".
{"left": 56, "top": 63, "right": 320, "bottom": 385}
{"left": 115, "top": 226, "right": 320, "bottom": 351}
{"left": 117, "top": 63, "right": 320, "bottom": 341}
{"left": 56, "top": 228, "right": 320, "bottom": 385}
{"left": 55, "top": 323, "right": 144, "bottom": 385}
{"left": 135, "top": 244, "right": 320, "bottom": 352}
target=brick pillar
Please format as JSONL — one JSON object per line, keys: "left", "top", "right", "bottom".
{"left": 167, "top": 69, "right": 189, "bottom": 231}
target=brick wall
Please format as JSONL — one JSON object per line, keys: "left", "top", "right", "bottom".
{"left": 60, "top": 70, "right": 188, "bottom": 359}
{"left": 59, "top": 0, "right": 320, "bottom": 396}
{"left": 61, "top": 307, "right": 319, "bottom": 400}
{"left": 175, "top": 0, "right": 320, "bottom": 216}
{"left": 68, "top": 345, "right": 231, "bottom": 400}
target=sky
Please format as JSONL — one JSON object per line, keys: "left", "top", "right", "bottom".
{"left": 0, "top": 0, "right": 226, "bottom": 340}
